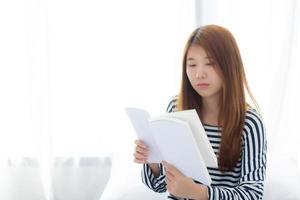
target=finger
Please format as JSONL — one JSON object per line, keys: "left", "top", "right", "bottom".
{"left": 165, "top": 173, "right": 174, "bottom": 186}
{"left": 165, "top": 170, "right": 175, "bottom": 182}
{"left": 134, "top": 143, "right": 148, "bottom": 156}
{"left": 165, "top": 175, "right": 171, "bottom": 185}
{"left": 134, "top": 152, "right": 148, "bottom": 161}
{"left": 163, "top": 161, "right": 181, "bottom": 177}
{"left": 134, "top": 140, "right": 147, "bottom": 148}
{"left": 162, "top": 161, "right": 173, "bottom": 172}
{"left": 166, "top": 184, "right": 170, "bottom": 192}
{"left": 166, "top": 184, "right": 174, "bottom": 195}
{"left": 135, "top": 149, "right": 148, "bottom": 161}
{"left": 133, "top": 153, "right": 147, "bottom": 160}
{"left": 134, "top": 158, "right": 146, "bottom": 164}
{"left": 135, "top": 145, "right": 149, "bottom": 155}
{"left": 162, "top": 161, "right": 172, "bottom": 176}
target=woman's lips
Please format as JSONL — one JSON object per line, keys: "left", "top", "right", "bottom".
{"left": 196, "top": 83, "right": 210, "bottom": 89}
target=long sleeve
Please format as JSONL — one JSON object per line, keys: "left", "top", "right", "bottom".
{"left": 207, "top": 111, "right": 267, "bottom": 200}
{"left": 141, "top": 163, "right": 167, "bottom": 192}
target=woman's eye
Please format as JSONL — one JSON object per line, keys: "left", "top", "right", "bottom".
{"left": 206, "top": 62, "right": 214, "bottom": 66}
{"left": 188, "top": 64, "right": 196, "bottom": 67}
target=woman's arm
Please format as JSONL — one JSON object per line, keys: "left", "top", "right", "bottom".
{"left": 207, "top": 112, "right": 267, "bottom": 200}
{"left": 142, "top": 163, "right": 167, "bottom": 192}
{"left": 149, "top": 163, "right": 160, "bottom": 177}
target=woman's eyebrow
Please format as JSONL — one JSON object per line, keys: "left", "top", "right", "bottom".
{"left": 187, "top": 56, "right": 211, "bottom": 61}
{"left": 187, "top": 57, "right": 195, "bottom": 61}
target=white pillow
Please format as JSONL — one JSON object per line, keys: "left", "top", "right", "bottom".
{"left": 0, "top": 157, "right": 45, "bottom": 200}
{"left": 100, "top": 151, "right": 167, "bottom": 200}
{"left": 264, "top": 153, "right": 300, "bottom": 200}
{"left": 52, "top": 156, "right": 111, "bottom": 200}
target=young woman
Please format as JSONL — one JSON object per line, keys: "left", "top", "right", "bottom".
{"left": 134, "top": 25, "right": 267, "bottom": 200}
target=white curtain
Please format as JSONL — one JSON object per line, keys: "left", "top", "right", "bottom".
{"left": 197, "top": 0, "right": 300, "bottom": 169}
{"left": 0, "top": 0, "right": 196, "bottom": 199}
{"left": 2, "top": 0, "right": 299, "bottom": 199}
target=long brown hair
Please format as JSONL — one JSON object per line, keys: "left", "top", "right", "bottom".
{"left": 177, "top": 25, "right": 259, "bottom": 171}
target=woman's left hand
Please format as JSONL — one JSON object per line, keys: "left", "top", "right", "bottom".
{"left": 162, "top": 161, "right": 208, "bottom": 200}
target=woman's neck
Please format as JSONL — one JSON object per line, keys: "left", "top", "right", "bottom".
{"left": 201, "top": 96, "right": 220, "bottom": 126}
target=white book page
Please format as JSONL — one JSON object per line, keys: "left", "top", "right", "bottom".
{"left": 159, "top": 109, "right": 218, "bottom": 167}
{"left": 149, "top": 117, "right": 211, "bottom": 185}
{"left": 125, "top": 108, "right": 162, "bottom": 163}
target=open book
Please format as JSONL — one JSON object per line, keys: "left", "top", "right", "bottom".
{"left": 125, "top": 107, "right": 218, "bottom": 185}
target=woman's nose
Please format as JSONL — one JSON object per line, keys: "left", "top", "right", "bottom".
{"left": 196, "top": 67, "right": 206, "bottom": 79}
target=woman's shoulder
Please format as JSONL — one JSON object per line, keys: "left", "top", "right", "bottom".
{"left": 245, "top": 108, "right": 264, "bottom": 128}
{"left": 243, "top": 107, "right": 266, "bottom": 142}
{"left": 166, "top": 95, "right": 179, "bottom": 113}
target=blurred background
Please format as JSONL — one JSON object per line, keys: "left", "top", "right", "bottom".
{"left": 0, "top": 0, "right": 299, "bottom": 199}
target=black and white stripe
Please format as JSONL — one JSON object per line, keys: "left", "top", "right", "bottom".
{"left": 141, "top": 96, "right": 267, "bottom": 200}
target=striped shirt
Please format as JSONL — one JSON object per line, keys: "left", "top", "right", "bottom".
{"left": 141, "top": 96, "right": 267, "bottom": 200}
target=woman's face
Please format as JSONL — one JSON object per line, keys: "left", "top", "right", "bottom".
{"left": 186, "top": 45, "right": 223, "bottom": 100}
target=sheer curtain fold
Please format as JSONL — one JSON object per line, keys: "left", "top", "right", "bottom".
{"left": 0, "top": 0, "right": 52, "bottom": 199}
{"left": 274, "top": 0, "right": 300, "bottom": 162}
{"left": 0, "top": 0, "right": 196, "bottom": 199}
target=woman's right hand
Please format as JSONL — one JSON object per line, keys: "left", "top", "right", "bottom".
{"left": 134, "top": 139, "right": 160, "bottom": 177}
{"left": 133, "top": 139, "right": 149, "bottom": 164}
